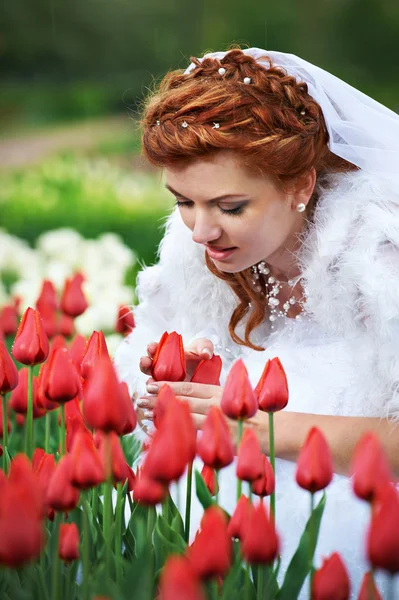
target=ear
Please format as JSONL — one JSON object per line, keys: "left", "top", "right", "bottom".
{"left": 292, "top": 168, "right": 317, "bottom": 208}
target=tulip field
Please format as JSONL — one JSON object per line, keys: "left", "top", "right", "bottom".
{"left": 0, "top": 268, "right": 398, "bottom": 600}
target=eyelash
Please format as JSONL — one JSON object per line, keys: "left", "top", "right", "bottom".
{"left": 175, "top": 200, "right": 245, "bottom": 216}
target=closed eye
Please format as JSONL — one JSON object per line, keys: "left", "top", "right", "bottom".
{"left": 175, "top": 200, "right": 245, "bottom": 216}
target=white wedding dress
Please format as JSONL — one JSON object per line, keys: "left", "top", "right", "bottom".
{"left": 114, "top": 170, "right": 399, "bottom": 598}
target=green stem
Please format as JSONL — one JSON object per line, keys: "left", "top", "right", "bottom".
{"left": 38, "top": 565, "right": 50, "bottom": 600}
{"left": 257, "top": 565, "right": 264, "bottom": 600}
{"left": 103, "top": 434, "right": 113, "bottom": 580}
{"left": 309, "top": 492, "right": 315, "bottom": 598}
{"left": 2, "top": 392, "right": 8, "bottom": 473}
{"left": 268, "top": 412, "right": 276, "bottom": 524}
{"left": 51, "top": 513, "right": 61, "bottom": 600}
{"left": 147, "top": 506, "right": 155, "bottom": 546}
{"left": 82, "top": 492, "right": 90, "bottom": 600}
{"left": 91, "top": 485, "right": 99, "bottom": 524}
{"left": 236, "top": 418, "right": 243, "bottom": 502}
{"left": 184, "top": 461, "right": 193, "bottom": 543}
{"left": 60, "top": 404, "right": 66, "bottom": 456}
{"left": 115, "top": 482, "right": 123, "bottom": 586}
{"left": 26, "top": 366, "right": 34, "bottom": 459}
{"left": 64, "top": 563, "right": 71, "bottom": 600}
{"left": 45, "top": 411, "right": 51, "bottom": 454}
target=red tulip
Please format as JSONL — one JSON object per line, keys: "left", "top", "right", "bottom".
{"left": 236, "top": 429, "right": 264, "bottom": 482}
{"left": 8, "top": 454, "right": 45, "bottom": 518}
{"left": 0, "top": 337, "right": 19, "bottom": 394}
{"left": 200, "top": 464, "right": 218, "bottom": 497}
{"left": 351, "top": 432, "right": 392, "bottom": 503}
{"left": 220, "top": 359, "right": 258, "bottom": 420}
{"left": 357, "top": 571, "right": 382, "bottom": 600}
{"left": 80, "top": 330, "right": 110, "bottom": 381}
{"left": 114, "top": 463, "right": 136, "bottom": 492}
{"left": 65, "top": 414, "right": 88, "bottom": 453}
{"left": 159, "top": 555, "right": 206, "bottom": 600}
{"left": 188, "top": 506, "right": 232, "bottom": 579}
{"left": 144, "top": 397, "right": 196, "bottom": 483}
{"left": 12, "top": 307, "right": 49, "bottom": 366}
{"left": 45, "top": 347, "right": 81, "bottom": 404}
{"left": 255, "top": 357, "right": 289, "bottom": 413}
{"left": 133, "top": 467, "right": 168, "bottom": 505}
{"left": 59, "top": 523, "right": 80, "bottom": 562}
{"left": 367, "top": 483, "right": 399, "bottom": 574}
{"left": 37, "top": 305, "right": 58, "bottom": 339}
{"left": 96, "top": 431, "right": 127, "bottom": 483}
{"left": 83, "top": 354, "right": 130, "bottom": 435}
{"left": 119, "top": 381, "right": 137, "bottom": 435}
{"left": 151, "top": 331, "right": 186, "bottom": 382}
{"left": 60, "top": 273, "right": 88, "bottom": 318}
{"left": 0, "top": 398, "right": 11, "bottom": 437}
{"left": 252, "top": 454, "right": 275, "bottom": 497}
{"left": 312, "top": 552, "right": 350, "bottom": 600}
{"left": 9, "top": 369, "right": 45, "bottom": 418}
{"left": 69, "top": 334, "right": 87, "bottom": 373}
{"left": 191, "top": 355, "right": 222, "bottom": 385}
{"left": 227, "top": 494, "right": 251, "bottom": 540}
{"left": 116, "top": 305, "right": 135, "bottom": 336}
{"left": 59, "top": 314, "right": 76, "bottom": 338}
{"left": 153, "top": 384, "right": 177, "bottom": 429}
{"left": 241, "top": 500, "right": 279, "bottom": 564}
{"left": 0, "top": 304, "right": 19, "bottom": 337}
{"left": 34, "top": 452, "right": 56, "bottom": 520}
{"left": 36, "top": 280, "right": 58, "bottom": 313}
{"left": 197, "top": 406, "right": 234, "bottom": 470}
{"left": 46, "top": 454, "right": 80, "bottom": 512}
{"left": 69, "top": 429, "right": 105, "bottom": 489}
{"left": 295, "top": 427, "right": 333, "bottom": 493}
{"left": 32, "top": 448, "right": 45, "bottom": 471}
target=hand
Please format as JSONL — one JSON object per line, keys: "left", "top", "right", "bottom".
{"left": 137, "top": 379, "right": 269, "bottom": 450}
{"left": 139, "top": 337, "right": 215, "bottom": 382}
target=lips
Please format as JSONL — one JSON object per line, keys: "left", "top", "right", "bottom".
{"left": 206, "top": 245, "right": 236, "bottom": 251}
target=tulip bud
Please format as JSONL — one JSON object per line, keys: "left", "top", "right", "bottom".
{"left": 65, "top": 414, "right": 88, "bottom": 453}
{"left": 351, "top": 432, "right": 392, "bottom": 503}
{"left": 69, "top": 334, "right": 87, "bottom": 373}
{"left": 12, "top": 307, "right": 49, "bottom": 366}
{"left": 80, "top": 330, "right": 110, "bottom": 381}
{"left": 197, "top": 406, "right": 235, "bottom": 470}
{"left": 151, "top": 331, "right": 186, "bottom": 382}
{"left": 190, "top": 355, "right": 222, "bottom": 385}
{"left": 255, "top": 357, "right": 289, "bottom": 413}
{"left": 0, "top": 305, "right": 19, "bottom": 337}
{"left": 236, "top": 429, "right": 264, "bottom": 482}
{"left": 227, "top": 494, "right": 251, "bottom": 540}
{"left": 36, "top": 280, "right": 58, "bottom": 313}
{"left": 59, "top": 523, "right": 80, "bottom": 562}
{"left": 96, "top": 431, "right": 127, "bottom": 483}
{"left": 295, "top": 427, "right": 333, "bottom": 493}
{"left": 188, "top": 506, "right": 232, "bottom": 579}
{"left": 119, "top": 381, "right": 137, "bottom": 435}
{"left": 60, "top": 273, "right": 88, "bottom": 318}
{"left": 367, "top": 483, "right": 399, "bottom": 574}
{"left": 241, "top": 501, "right": 279, "bottom": 564}
{"left": 0, "top": 337, "right": 18, "bottom": 394}
{"left": 200, "top": 464, "right": 218, "bottom": 497}
{"left": 59, "top": 314, "right": 76, "bottom": 338}
{"left": 153, "top": 384, "right": 176, "bottom": 429}
{"left": 133, "top": 468, "right": 168, "bottom": 505}
{"left": 69, "top": 429, "right": 105, "bottom": 489}
{"left": 45, "top": 347, "right": 81, "bottom": 404}
{"left": 221, "top": 359, "right": 258, "bottom": 420}
{"left": 159, "top": 555, "right": 206, "bottom": 600}
{"left": 252, "top": 454, "right": 275, "bottom": 497}
{"left": 312, "top": 552, "right": 350, "bottom": 600}
{"left": 9, "top": 369, "right": 46, "bottom": 418}
{"left": 357, "top": 571, "right": 382, "bottom": 600}
{"left": 116, "top": 305, "right": 135, "bottom": 336}
{"left": 37, "top": 305, "right": 58, "bottom": 339}
{"left": 46, "top": 454, "right": 80, "bottom": 512}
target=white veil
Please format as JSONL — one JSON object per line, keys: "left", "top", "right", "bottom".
{"left": 184, "top": 48, "right": 399, "bottom": 177}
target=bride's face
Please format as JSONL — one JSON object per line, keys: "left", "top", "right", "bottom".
{"left": 164, "top": 151, "right": 315, "bottom": 274}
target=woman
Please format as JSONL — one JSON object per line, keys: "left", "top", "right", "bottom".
{"left": 114, "top": 47, "right": 399, "bottom": 596}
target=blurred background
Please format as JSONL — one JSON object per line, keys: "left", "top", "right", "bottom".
{"left": 0, "top": 0, "right": 398, "bottom": 343}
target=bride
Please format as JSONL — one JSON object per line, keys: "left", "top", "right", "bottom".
{"left": 114, "top": 47, "right": 399, "bottom": 597}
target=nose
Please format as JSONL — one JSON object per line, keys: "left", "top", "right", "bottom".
{"left": 191, "top": 211, "right": 222, "bottom": 245}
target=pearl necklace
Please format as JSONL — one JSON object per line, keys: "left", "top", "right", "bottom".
{"left": 251, "top": 261, "right": 305, "bottom": 326}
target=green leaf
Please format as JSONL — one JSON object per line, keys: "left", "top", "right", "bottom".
{"left": 277, "top": 492, "right": 326, "bottom": 600}
{"left": 195, "top": 468, "right": 215, "bottom": 510}
{"left": 121, "top": 433, "right": 142, "bottom": 467}
{"left": 251, "top": 563, "right": 280, "bottom": 600}
{"left": 153, "top": 514, "right": 186, "bottom": 572}
{"left": 222, "top": 542, "right": 257, "bottom": 600}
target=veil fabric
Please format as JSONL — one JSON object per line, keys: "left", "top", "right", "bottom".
{"left": 184, "top": 48, "right": 399, "bottom": 177}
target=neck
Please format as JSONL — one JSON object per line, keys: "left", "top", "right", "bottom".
{"left": 265, "top": 223, "right": 305, "bottom": 282}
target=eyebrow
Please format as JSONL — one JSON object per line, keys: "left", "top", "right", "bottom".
{"left": 165, "top": 184, "right": 248, "bottom": 203}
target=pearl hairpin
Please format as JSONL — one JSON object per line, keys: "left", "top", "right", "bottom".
{"left": 218, "top": 67, "right": 226, "bottom": 75}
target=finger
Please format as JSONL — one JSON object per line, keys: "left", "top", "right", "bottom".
{"left": 147, "top": 342, "right": 158, "bottom": 358}
{"left": 175, "top": 395, "right": 213, "bottom": 415}
{"left": 140, "top": 356, "right": 152, "bottom": 368}
{"left": 136, "top": 395, "right": 157, "bottom": 410}
{"left": 149, "top": 380, "right": 219, "bottom": 399}
{"left": 191, "top": 413, "right": 206, "bottom": 430}
{"left": 186, "top": 338, "right": 214, "bottom": 360}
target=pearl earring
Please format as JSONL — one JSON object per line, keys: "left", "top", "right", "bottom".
{"left": 296, "top": 203, "right": 306, "bottom": 213}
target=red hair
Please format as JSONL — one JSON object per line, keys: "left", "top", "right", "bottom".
{"left": 140, "top": 46, "right": 357, "bottom": 351}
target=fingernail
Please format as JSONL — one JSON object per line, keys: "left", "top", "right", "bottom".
{"left": 202, "top": 348, "right": 212, "bottom": 358}
{"left": 143, "top": 409, "right": 153, "bottom": 418}
{"left": 137, "top": 399, "right": 149, "bottom": 408}
{"left": 146, "top": 384, "right": 159, "bottom": 393}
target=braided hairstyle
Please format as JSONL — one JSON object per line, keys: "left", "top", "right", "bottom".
{"left": 140, "top": 46, "right": 357, "bottom": 351}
